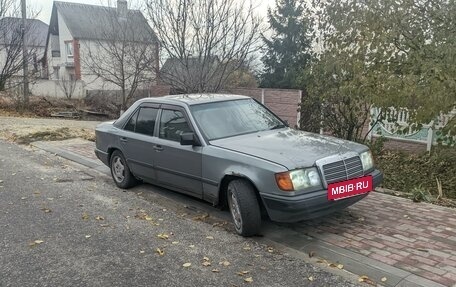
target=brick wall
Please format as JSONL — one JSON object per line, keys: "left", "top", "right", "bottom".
{"left": 223, "top": 88, "right": 302, "bottom": 128}
{"left": 372, "top": 136, "right": 427, "bottom": 154}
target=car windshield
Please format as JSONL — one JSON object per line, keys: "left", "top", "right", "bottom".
{"left": 190, "top": 99, "right": 286, "bottom": 140}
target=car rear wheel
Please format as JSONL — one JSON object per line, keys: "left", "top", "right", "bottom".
{"left": 110, "top": 150, "right": 137, "bottom": 189}
{"left": 227, "top": 179, "right": 261, "bottom": 237}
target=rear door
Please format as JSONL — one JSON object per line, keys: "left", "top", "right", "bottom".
{"left": 119, "top": 104, "right": 159, "bottom": 182}
{"left": 152, "top": 105, "right": 203, "bottom": 197}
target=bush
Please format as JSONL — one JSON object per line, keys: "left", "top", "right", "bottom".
{"left": 376, "top": 147, "right": 456, "bottom": 200}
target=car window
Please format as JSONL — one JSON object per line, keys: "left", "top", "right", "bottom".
{"left": 190, "top": 99, "right": 284, "bottom": 140}
{"left": 135, "top": 107, "right": 159, "bottom": 136}
{"left": 124, "top": 109, "right": 139, "bottom": 132}
{"left": 159, "top": 109, "right": 192, "bottom": 142}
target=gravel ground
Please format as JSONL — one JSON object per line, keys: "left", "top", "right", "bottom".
{"left": 0, "top": 139, "right": 360, "bottom": 287}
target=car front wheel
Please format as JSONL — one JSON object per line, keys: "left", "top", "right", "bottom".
{"left": 227, "top": 179, "right": 261, "bottom": 237}
{"left": 110, "top": 150, "right": 137, "bottom": 189}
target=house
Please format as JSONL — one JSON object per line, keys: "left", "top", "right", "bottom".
{"left": 0, "top": 17, "right": 48, "bottom": 87}
{"left": 45, "top": 0, "right": 159, "bottom": 91}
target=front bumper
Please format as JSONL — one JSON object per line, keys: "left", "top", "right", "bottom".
{"left": 260, "top": 169, "right": 383, "bottom": 223}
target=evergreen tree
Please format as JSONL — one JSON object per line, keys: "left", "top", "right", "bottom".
{"left": 260, "top": 0, "right": 312, "bottom": 89}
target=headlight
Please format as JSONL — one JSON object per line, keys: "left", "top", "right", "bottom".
{"left": 275, "top": 167, "right": 321, "bottom": 191}
{"left": 360, "top": 151, "right": 374, "bottom": 171}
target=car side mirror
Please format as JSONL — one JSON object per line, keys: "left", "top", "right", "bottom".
{"left": 180, "top": 132, "right": 198, "bottom": 146}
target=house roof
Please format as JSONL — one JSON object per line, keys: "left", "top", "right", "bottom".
{"left": 50, "top": 1, "right": 158, "bottom": 43}
{"left": 0, "top": 17, "right": 48, "bottom": 47}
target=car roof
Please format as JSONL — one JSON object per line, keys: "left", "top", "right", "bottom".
{"left": 135, "top": 93, "right": 250, "bottom": 106}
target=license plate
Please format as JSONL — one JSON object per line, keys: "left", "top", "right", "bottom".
{"left": 327, "top": 175, "right": 373, "bottom": 200}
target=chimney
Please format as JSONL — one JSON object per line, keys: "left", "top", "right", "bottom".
{"left": 117, "top": 0, "right": 128, "bottom": 19}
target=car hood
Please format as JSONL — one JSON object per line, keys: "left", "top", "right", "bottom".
{"left": 210, "top": 128, "right": 367, "bottom": 169}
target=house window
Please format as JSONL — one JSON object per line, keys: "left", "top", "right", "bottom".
{"left": 53, "top": 67, "right": 60, "bottom": 79}
{"left": 65, "top": 41, "right": 73, "bottom": 58}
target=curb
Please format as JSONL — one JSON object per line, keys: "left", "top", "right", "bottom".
{"left": 31, "top": 140, "right": 447, "bottom": 287}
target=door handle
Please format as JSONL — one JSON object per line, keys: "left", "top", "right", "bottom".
{"left": 120, "top": 137, "right": 128, "bottom": 143}
{"left": 153, "top": 145, "right": 163, "bottom": 151}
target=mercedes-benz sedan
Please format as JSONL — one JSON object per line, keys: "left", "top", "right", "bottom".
{"left": 95, "top": 94, "right": 383, "bottom": 236}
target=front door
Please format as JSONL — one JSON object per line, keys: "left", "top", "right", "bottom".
{"left": 153, "top": 107, "right": 203, "bottom": 198}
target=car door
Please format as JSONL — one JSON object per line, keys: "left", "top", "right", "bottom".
{"left": 119, "top": 104, "right": 160, "bottom": 182}
{"left": 152, "top": 105, "right": 203, "bottom": 198}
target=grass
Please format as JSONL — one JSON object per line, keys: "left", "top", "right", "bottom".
{"left": 6, "top": 127, "right": 95, "bottom": 144}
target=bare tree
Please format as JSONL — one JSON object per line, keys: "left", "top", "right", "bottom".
{"left": 146, "top": 0, "right": 262, "bottom": 93}
{"left": 0, "top": 1, "right": 42, "bottom": 91}
{"left": 56, "top": 75, "right": 77, "bottom": 99}
{"left": 81, "top": 3, "right": 158, "bottom": 113}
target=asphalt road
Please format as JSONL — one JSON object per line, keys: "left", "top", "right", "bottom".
{"left": 0, "top": 140, "right": 360, "bottom": 287}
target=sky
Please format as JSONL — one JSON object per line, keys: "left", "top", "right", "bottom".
{"left": 33, "top": 0, "right": 275, "bottom": 25}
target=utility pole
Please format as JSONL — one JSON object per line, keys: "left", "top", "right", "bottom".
{"left": 21, "top": 0, "right": 29, "bottom": 108}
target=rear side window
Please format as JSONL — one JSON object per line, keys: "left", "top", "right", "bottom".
{"left": 135, "top": 107, "right": 159, "bottom": 136}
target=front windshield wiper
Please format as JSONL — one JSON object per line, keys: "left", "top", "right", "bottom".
{"left": 270, "top": 124, "right": 286, "bottom": 130}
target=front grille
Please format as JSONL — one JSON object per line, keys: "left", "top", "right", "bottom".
{"left": 322, "top": 156, "right": 363, "bottom": 184}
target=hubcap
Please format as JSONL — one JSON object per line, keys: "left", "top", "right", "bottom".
{"left": 112, "top": 156, "right": 125, "bottom": 183}
{"left": 228, "top": 188, "right": 242, "bottom": 230}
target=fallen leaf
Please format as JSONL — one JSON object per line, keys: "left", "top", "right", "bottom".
{"left": 29, "top": 240, "right": 44, "bottom": 247}
{"left": 82, "top": 213, "right": 89, "bottom": 220}
{"left": 337, "top": 264, "right": 344, "bottom": 269}
{"left": 202, "top": 261, "right": 211, "bottom": 266}
{"left": 308, "top": 276, "right": 314, "bottom": 281}
{"left": 171, "top": 241, "right": 179, "bottom": 244}
{"left": 267, "top": 247, "right": 274, "bottom": 253}
{"left": 381, "top": 277, "right": 387, "bottom": 282}
{"left": 211, "top": 269, "right": 220, "bottom": 273}
{"left": 203, "top": 256, "right": 210, "bottom": 261}
{"left": 244, "top": 277, "right": 253, "bottom": 283}
{"left": 145, "top": 216, "right": 153, "bottom": 221}
{"left": 358, "top": 275, "right": 375, "bottom": 284}
{"left": 189, "top": 244, "right": 195, "bottom": 248}
{"left": 157, "top": 233, "right": 169, "bottom": 240}
{"left": 237, "top": 271, "right": 250, "bottom": 276}
{"left": 95, "top": 216, "right": 104, "bottom": 221}
{"left": 41, "top": 208, "right": 51, "bottom": 213}
{"left": 192, "top": 213, "right": 209, "bottom": 221}
{"left": 243, "top": 246, "right": 251, "bottom": 251}
{"left": 156, "top": 248, "right": 164, "bottom": 256}
{"left": 219, "top": 260, "right": 231, "bottom": 266}
{"left": 85, "top": 235, "right": 91, "bottom": 239}
{"left": 183, "top": 263, "right": 191, "bottom": 268}
{"left": 206, "top": 236, "right": 214, "bottom": 240}
{"left": 139, "top": 250, "right": 145, "bottom": 254}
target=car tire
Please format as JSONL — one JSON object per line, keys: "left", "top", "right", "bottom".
{"left": 227, "top": 179, "right": 261, "bottom": 237}
{"left": 110, "top": 150, "right": 137, "bottom": 189}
